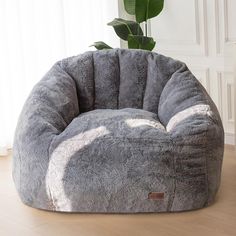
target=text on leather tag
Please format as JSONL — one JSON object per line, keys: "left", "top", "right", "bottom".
{"left": 148, "top": 192, "right": 164, "bottom": 200}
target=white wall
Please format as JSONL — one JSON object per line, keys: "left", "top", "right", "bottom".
{"left": 119, "top": 0, "right": 235, "bottom": 144}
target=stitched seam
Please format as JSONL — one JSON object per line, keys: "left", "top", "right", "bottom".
{"left": 32, "top": 135, "right": 56, "bottom": 209}
{"left": 168, "top": 137, "right": 178, "bottom": 211}
{"left": 46, "top": 135, "right": 58, "bottom": 210}
{"left": 59, "top": 60, "right": 80, "bottom": 116}
{"left": 92, "top": 52, "right": 96, "bottom": 110}
{"left": 57, "top": 135, "right": 170, "bottom": 142}
{"left": 204, "top": 129, "right": 210, "bottom": 206}
{"left": 142, "top": 55, "right": 149, "bottom": 109}
{"left": 117, "top": 49, "right": 121, "bottom": 109}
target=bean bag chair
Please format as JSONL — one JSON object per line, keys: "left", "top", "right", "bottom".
{"left": 13, "top": 49, "right": 224, "bottom": 213}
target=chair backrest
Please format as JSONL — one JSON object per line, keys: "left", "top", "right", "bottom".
{"left": 61, "top": 49, "right": 183, "bottom": 114}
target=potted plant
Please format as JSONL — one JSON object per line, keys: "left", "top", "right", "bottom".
{"left": 91, "top": 0, "right": 164, "bottom": 51}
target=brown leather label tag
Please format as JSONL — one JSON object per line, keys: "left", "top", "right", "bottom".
{"left": 148, "top": 192, "right": 164, "bottom": 200}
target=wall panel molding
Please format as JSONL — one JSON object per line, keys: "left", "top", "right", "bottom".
{"left": 192, "top": 68, "right": 210, "bottom": 93}
{"left": 223, "top": 0, "right": 236, "bottom": 43}
{"left": 217, "top": 71, "right": 235, "bottom": 134}
{"left": 217, "top": 72, "right": 223, "bottom": 117}
{"left": 150, "top": 0, "right": 208, "bottom": 56}
{"left": 214, "top": 0, "right": 222, "bottom": 55}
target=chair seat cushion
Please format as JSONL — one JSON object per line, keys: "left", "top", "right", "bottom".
{"left": 47, "top": 108, "right": 176, "bottom": 212}
{"left": 57, "top": 108, "right": 166, "bottom": 142}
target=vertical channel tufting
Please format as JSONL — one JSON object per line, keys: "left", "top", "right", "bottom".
{"left": 143, "top": 53, "right": 161, "bottom": 114}
{"left": 61, "top": 52, "right": 94, "bottom": 113}
{"left": 62, "top": 50, "right": 184, "bottom": 115}
{"left": 117, "top": 49, "right": 121, "bottom": 109}
{"left": 118, "top": 49, "right": 149, "bottom": 109}
{"left": 142, "top": 53, "right": 150, "bottom": 110}
{"left": 93, "top": 50, "right": 120, "bottom": 109}
{"left": 92, "top": 52, "right": 95, "bottom": 111}
{"left": 143, "top": 53, "right": 185, "bottom": 115}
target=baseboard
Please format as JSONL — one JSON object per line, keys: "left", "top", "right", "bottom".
{"left": 225, "top": 132, "right": 235, "bottom": 145}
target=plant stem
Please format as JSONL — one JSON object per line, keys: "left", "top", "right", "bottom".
{"left": 145, "top": 0, "right": 149, "bottom": 37}
{"left": 145, "top": 21, "right": 148, "bottom": 37}
{"left": 137, "top": 23, "right": 140, "bottom": 35}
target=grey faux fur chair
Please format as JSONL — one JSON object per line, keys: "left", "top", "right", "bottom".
{"left": 13, "top": 49, "right": 224, "bottom": 213}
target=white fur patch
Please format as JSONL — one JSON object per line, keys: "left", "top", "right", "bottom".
{"left": 166, "top": 104, "right": 213, "bottom": 132}
{"left": 45, "top": 126, "right": 110, "bottom": 211}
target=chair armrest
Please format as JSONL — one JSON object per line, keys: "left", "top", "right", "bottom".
{"left": 158, "top": 64, "right": 224, "bottom": 205}
{"left": 158, "top": 63, "right": 222, "bottom": 132}
{"left": 14, "top": 62, "right": 79, "bottom": 144}
{"left": 13, "top": 61, "right": 79, "bottom": 204}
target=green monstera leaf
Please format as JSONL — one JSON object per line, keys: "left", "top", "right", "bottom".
{"left": 135, "top": 0, "right": 164, "bottom": 23}
{"left": 124, "top": 0, "right": 136, "bottom": 15}
{"left": 91, "top": 41, "right": 113, "bottom": 50}
{"left": 91, "top": 1, "right": 164, "bottom": 50}
{"left": 108, "top": 18, "right": 143, "bottom": 41}
{"left": 128, "top": 35, "right": 156, "bottom": 51}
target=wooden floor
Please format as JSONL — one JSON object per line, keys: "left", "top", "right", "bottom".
{"left": 0, "top": 146, "right": 235, "bottom": 236}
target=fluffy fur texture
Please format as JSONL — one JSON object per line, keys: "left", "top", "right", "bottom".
{"left": 12, "top": 49, "right": 224, "bottom": 212}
